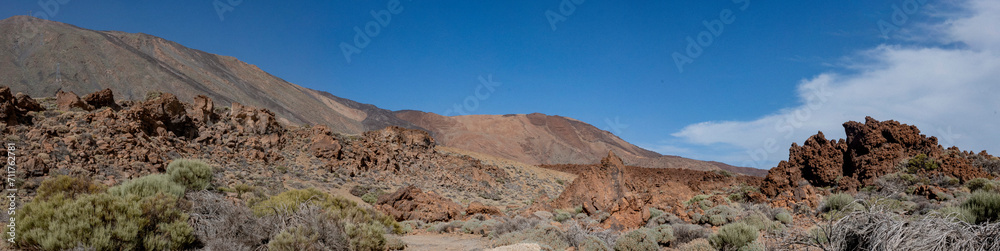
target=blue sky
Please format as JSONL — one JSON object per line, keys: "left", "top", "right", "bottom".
{"left": 4, "top": 0, "right": 997, "bottom": 169}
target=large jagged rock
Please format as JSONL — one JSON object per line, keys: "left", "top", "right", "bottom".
{"left": 82, "top": 88, "right": 120, "bottom": 110}
{"left": 553, "top": 151, "right": 649, "bottom": 229}
{"left": 230, "top": 102, "right": 281, "bottom": 135}
{"left": 123, "top": 93, "right": 197, "bottom": 138}
{"left": 56, "top": 90, "right": 93, "bottom": 111}
{"left": 761, "top": 117, "right": 993, "bottom": 201}
{"left": 188, "top": 95, "right": 218, "bottom": 125}
{"left": 466, "top": 201, "right": 503, "bottom": 216}
{"left": 1, "top": 86, "right": 44, "bottom": 126}
{"left": 309, "top": 125, "right": 341, "bottom": 159}
{"left": 376, "top": 185, "right": 463, "bottom": 222}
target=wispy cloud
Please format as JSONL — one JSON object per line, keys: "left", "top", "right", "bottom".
{"left": 668, "top": 0, "right": 1000, "bottom": 169}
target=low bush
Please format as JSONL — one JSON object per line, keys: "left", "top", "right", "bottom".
{"left": 492, "top": 216, "right": 541, "bottom": 237}
{"left": 554, "top": 210, "right": 573, "bottom": 222}
{"left": 648, "top": 207, "right": 664, "bottom": 220}
{"left": 580, "top": 235, "right": 611, "bottom": 251}
{"left": 108, "top": 174, "right": 186, "bottom": 198}
{"left": 385, "top": 235, "right": 408, "bottom": 250}
{"left": 34, "top": 175, "right": 105, "bottom": 200}
{"left": 699, "top": 205, "right": 739, "bottom": 226}
{"left": 250, "top": 188, "right": 402, "bottom": 234}
{"left": 672, "top": 223, "right": 711, "bottom": 244}
{"left": 709, "top": 222, "right": 758, "bottom": 251}
{"left": 166, "top": 158, "right": 213, "bottom": 190}
{"left": 962, "top": 191, "right": 1000, "bottom": 224}
{"left": 739, "top": 211, "right": 784, "bottom": 234}
{"left": 651, "top": 224, "right": 675, "bottom": 245}
{"left": 612, "top": 228, "right": 658, "bottom": 251}
{"left": 344, "top": 222, "right": 387, "bottom": 251}
{"left": 775, "top": 212, "right": 793, "bottom": 224}
{"left": 823, "top": 208, "right": 1000, "bottom": 250}
{"left": 937, "top": 206, "right": 976, "bottom": 224}
{"left": 905, "top": 154, "right": 939, "bottom": 173}
{"left": 820, "top": 193, "right": 855, "bottom": 213}
{"left": 966, "top": 178, "right": 997, "bottom": 193}
{"left": 646, "top": 212, "right": 682, "bottom": 227}
{"left": 17, "top": 176, "right": 194, "bottom": 250}
{"left": 678, "top": 238, "right": 714, "bottom": 251}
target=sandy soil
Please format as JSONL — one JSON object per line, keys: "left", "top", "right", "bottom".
{"left": 400, "top": 233, "right": 488, "bottom": 251}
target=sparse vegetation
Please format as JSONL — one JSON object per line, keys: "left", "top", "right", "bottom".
{"left": 709, "top": 222, "right": 758, "bottom": 251}
{"left": 962, "top": 191, "right": 1000, "bottom": 224}
{"left": 612, "top": 228, "right": 658, "bottom": 251}
{"left": 17, "top": 175, "right": 194, "bottom": 250}
{"left": 820, "top": 193, "right": 855, "bottom": 213}
{"left": 166, "top": 159, "right": 214, "bottom": 190}
{"left": 905, "top": 153, "right": 939, "bottom": 173}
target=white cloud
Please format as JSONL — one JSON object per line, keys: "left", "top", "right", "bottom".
{"left": 670, "top": 0, "right": 1000, "bottom": 169}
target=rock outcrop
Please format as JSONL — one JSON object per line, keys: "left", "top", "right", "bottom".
{"left": 56, "top": 90, "right": 93, "bottom": 111}
{"left": 0, "top": 86, "right": 44, "bottom": 127}
{"left": 550, "top": 151, "right": 762, "bottom": 229}
{"left": 376, "top": 185, "right": 463, "bottom": 222}
{"left": 761, "top": 117, "right": 993, "bottom": 201}
{"left": 82, "top": 88, "right": 120, "bottom": 110}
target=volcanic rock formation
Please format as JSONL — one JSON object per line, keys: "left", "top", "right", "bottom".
{"left": 761, "top": 117, "right": 994, "bottom": 201}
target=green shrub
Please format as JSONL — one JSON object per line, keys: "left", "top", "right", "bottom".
{"left": 821, "top": 193, "right": 855, "bottom": 212}
{"left": 108, "top": 174, "right": 186, "bottom": 198}
{"left": 580, "top": 235, "right": 611, "bottom": 251}
{"left": 699, "top": 205, "right": 738, "bottom": 226}
{"left": 613, "top": 228, "right": 658, "bottom": 251}
{"left": 739, "top": 211, "right": 784, "bottom": 234}
{"left": 738, "top": 239, "right": 765, "bottom": 251}
{"left": 251, "top": 188, "right": 401, "bottom": 233}
{"left": 17, "top": 178, "right": 194, "bottom": 251}
{"left": 344, "top": 222, "right": 387, "bottom": 251}
{"left": 554, "top": 210, "right": 573, "bottom": 222}
{"left": 961, "top": 191, "right": 1000, "bottom": 224}
{"left": 905, "top": 154, "right": 939, "bottom": 173}
{"left": 651, "top": 224, "right": 675, "bottom": 245}
{"left": 268, "top": 226, "right": 320, "bottom": 251}
{"left": 709, "top": 222, "right": 758, "bottom": 251}
{"left": 386, "top": 235, "right": 408, "bottom": 250}
{"left": 648, "top": 207, "right": 664, "bottom": 220}
{"left": 462, "top": 219, "right": 483, "bottom": 234}
{"left": 775, "top": 212, "right": 793, "bottom": 224}
{"left": 965, "top": 178, "right": 997, "bottom": 192}
{"left": 678, "top": 238, "right": 714, "bottom": 251}
{"left": 937, "top": 206, "right": 976, "bottom": 224}
{"left": 361, "top": 191, "right": 380, "bottom": 204}
{"left": 807, "top": 226, "right": 828, "bottom": 245}
{"left": 673, "top": 224, "right": 710, "bottom": 244}
{"left": 35, "top": 175, "right": 106, "bottom": 200}
{"left": 166, "top": 159, "right": 213, "bottom": 190}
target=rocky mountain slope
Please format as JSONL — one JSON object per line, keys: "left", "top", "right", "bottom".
{"left": 0, "top": 86, "right": 569, "bottom": 211}
{"left": 396, "top": 110, "right": 767, "bottom": 176}
{"left": 0, "top": 15, "right": 418, "bottom": 134}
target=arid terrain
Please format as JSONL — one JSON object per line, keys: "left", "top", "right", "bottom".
{"left": 2, "top": 14, "right": 1000, "bottom": 251}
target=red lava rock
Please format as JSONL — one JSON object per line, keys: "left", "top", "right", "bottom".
{"left": 56, "top": 90, "right": 93, "bottom": 111}
{"left": 123, "top": 92, "right": 197, "bottom": 138}
{"left": 376, "top": 185, "right": 463, "bottom": 222}
{"left": 466, "top": 201, "right": 503, "bottom": 216}
{"left": 82, "top": 88, "right": 120, "bottom": 110}
{"left": 310, "top": 125, "right": 341, "bottom": 159}
{"left": 188, "top": 95, "right": 218, "bottom": 125}
{"left": 761, "top": 117, "right": 993, "bottom": 205}
{"left": 1, "top": 86, "right": 45, "bottom": 126}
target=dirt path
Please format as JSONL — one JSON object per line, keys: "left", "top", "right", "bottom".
{"left": 401, "top": 233, "right": 488, "bottom": 251}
